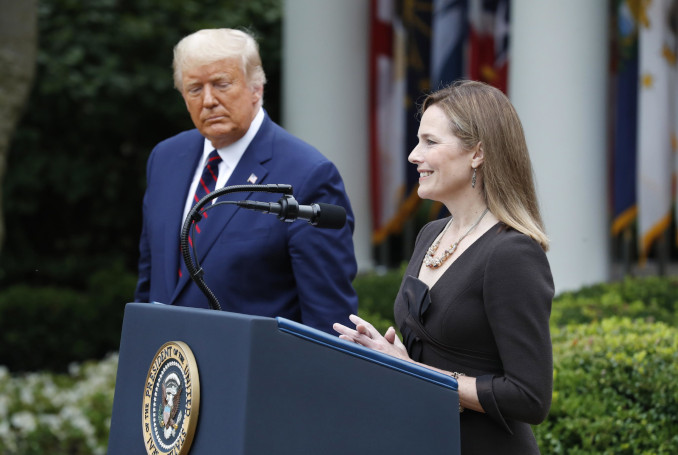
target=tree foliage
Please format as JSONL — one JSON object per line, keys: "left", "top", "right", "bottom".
{"left": 0, "top": 0, "right": 38, "bottom": 252}
{"left": 1, "top": 0, "right": 282, "bottom": 288}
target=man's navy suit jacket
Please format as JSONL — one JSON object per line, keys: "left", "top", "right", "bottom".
{"left": 134, "top": 112, "right": 358, "bottom": 333}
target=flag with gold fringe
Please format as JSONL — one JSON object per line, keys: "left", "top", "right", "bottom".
{"left": 636, "top": 0, "right": 677, "bottom": 261}
{"left": 368, "top": 0, "right": 512, "bottom": 246}
{"left": 611, "top": 0, "right": 639, "bottom": 237}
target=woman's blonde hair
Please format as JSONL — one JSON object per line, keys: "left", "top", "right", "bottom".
{"left": 422, "top": 80, "right": 549, "bottom": 251}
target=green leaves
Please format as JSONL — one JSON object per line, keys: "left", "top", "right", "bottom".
{"left": 551, "top": 276, "right": 678, "bottom": 327}
{"left": 537, "top": 318, "right": 678, "bottom": 454}
{"left": 3, "top": 0, "right": 283, "bottom": 287}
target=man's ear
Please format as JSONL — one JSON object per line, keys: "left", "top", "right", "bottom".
{"left": 251, "top": 84, "right": 264, "bottom": 105}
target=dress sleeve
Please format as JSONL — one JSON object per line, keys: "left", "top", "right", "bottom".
{"left": 476, "top": 233, "right": 554, "bottom": 432}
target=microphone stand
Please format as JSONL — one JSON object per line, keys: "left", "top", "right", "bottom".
{"left": 180, "top": 184, "right": 294, "bottom": 311}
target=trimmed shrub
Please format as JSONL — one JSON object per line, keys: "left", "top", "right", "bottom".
{"left": 536, "top": 318, "right": 678, "bottom": 454}
{"left": 551, "top": 276, "right": 678, "bottom": 327}
{"left": 0, "top": 264, "right": 135, "bottom": 372}
{"left": 0, "top": 262, "right": 403, "bottom": 372}
{"left": 353, "top": 265, "right": 404, "bottom": 333}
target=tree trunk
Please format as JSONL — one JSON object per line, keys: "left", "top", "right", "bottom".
{"left": 0, "top": 0, "right": 38, "bottom": 253}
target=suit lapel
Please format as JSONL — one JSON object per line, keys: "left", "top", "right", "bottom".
{"left": 165, "top": 133, "right": 204, "bottom": 297}
{"left": 170, "top": 114, "right": 275, "bottom": 304}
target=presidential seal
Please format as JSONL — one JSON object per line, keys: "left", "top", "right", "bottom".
{"left": 142, "top": 341, "right": 200, "bottom": 455}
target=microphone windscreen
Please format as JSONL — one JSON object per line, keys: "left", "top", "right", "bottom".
{"left": 316, "top": 203, "right": 346, "bottom": 229}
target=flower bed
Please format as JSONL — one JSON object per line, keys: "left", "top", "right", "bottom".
{"left": 0, "top": 354, "right": 117, "bottom": 455}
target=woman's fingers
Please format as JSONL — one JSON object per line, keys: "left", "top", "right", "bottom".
{"left": 349, "top": 314, "right": 379, "bottom": 340}
{"left": 333, "top": 321, "right": 372, "bottom": 346}
{"left": 392, "top": 332, "right": 406, "bottom": 350}
{"left": 356, "top": 324, "right": 372, "bottom": 338}
{"left": 384, "top": 326, "right": 396, "bottom": 343}
{"left": 333, "top": 322, "right": 356, "bottom": 338}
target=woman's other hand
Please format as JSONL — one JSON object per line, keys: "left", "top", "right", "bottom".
{"left": 333, "top": 314, "right": 412, "bottom": 362}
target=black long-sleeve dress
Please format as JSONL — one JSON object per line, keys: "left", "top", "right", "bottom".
{"left": 394, "top": 219, "right": 554, "bottom": 454}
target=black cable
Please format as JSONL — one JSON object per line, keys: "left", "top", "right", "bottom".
{"left": 179, "top": 184, "right": 294, "bottom": 311}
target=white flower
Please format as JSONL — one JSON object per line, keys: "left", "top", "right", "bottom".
{"left": 39, "top": 414, "right": 62, "bottom": 433}
{"left": 60, "top": 405, "right": 95, "bottom": 439}
{"left": 11, "top": 410, "right": 37, "bottom": 433}
{"left": 0, "top": 419, "right": 11, "bottom": 438}
{"left": 68, "top": 362, "right": 81, "bottom": 376}
{"left": 19, "top": 383, "right": 35, "bottom": 405}
{"left": 1, "top": 351, "right": 119, "bottom": 452}
{"left": 41, "top": 376, "right": 58, "bottom": 399}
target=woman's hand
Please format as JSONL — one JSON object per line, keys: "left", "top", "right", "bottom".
{"left": 335, "top": 315, "right": 484, "bottom": 413}
{"left": 333, "top": 314, "right": 412, "bottom": 363}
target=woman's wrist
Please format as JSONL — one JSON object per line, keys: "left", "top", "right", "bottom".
{"left": 449, "top": 371, "right": 466, "bottom": 412}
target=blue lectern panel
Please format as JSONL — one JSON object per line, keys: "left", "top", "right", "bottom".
{"left": 108, "top": 303, "right": 265, "bottom": 454}
{"left": 277, "top": 317, "right": 458, "bottom": 390}
{"left": 108, "top": 303, "right": 460, "bottom": 455}
{"left": 244, "top": 318, "right": 460, "bottom": 453}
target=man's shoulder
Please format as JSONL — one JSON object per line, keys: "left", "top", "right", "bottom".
{"left": 153, "top": 129, "right": 203, "bottom": 151}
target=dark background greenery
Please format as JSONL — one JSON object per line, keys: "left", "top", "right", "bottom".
{"left": 1, "top": 0, "right": 283, "bottom": 289}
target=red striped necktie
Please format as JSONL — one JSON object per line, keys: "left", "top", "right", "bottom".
{"left": 193, "top": 149, "right": 222, "bottom": 207}
{"left": 179, "top": 150, "right": 222, "bottom": 278}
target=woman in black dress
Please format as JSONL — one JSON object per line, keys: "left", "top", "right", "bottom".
{"left": 334, "top": 80, "right": 554, "bottom": 454}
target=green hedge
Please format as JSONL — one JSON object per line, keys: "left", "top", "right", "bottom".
{"left": 551, "top": 276, "right": 678, "bottom": 327}
{"left": 536, "top": 317, "right": 678, "bottom": 454}
{"left": 353, "top": 265, "right": 404, "bottom": 333}
{"left": 5, "top": 264, "right": 678, "bottom": 372}
{"left": 0, "top": 263, "right": 134, "bottom": 372}
{"left": 0, "top": 264, "right": 402, "bottom": 372}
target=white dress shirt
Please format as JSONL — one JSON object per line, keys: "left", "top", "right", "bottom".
{"left": 182, "top": 107, "right": 265, "bottom": 223}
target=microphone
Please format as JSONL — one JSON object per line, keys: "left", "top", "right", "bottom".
{"left": 236, "top": 196, "right": 346, "bottom": 229}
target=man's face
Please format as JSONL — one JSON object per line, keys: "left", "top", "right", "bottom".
{"left": 181, "top": 58, "right": 262, "bottom": 149}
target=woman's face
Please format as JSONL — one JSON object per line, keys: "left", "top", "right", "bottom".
{"left": 408, "top": 104, "right": 474, "bottom": 204}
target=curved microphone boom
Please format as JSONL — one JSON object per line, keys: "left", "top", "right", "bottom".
{"left": 180, "top": 184, "right": 347, "bottom": 312}
{"left": 236, "top": 195, "right": 346, "bottom": 229}
{"left": 181, "top": 183, "right": 294, "bottom": 311}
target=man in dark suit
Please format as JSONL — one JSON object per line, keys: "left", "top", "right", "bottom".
{"left": 134, "top": 28, "right": 358, "bottom": 334}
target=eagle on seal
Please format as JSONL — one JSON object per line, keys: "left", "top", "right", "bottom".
{"left": 160, "top": 373, "right": 182, "bottom": 433}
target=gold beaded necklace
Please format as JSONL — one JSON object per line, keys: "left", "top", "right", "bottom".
{"left": 423, "top": 208, "right": 489, "bottom": 269}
